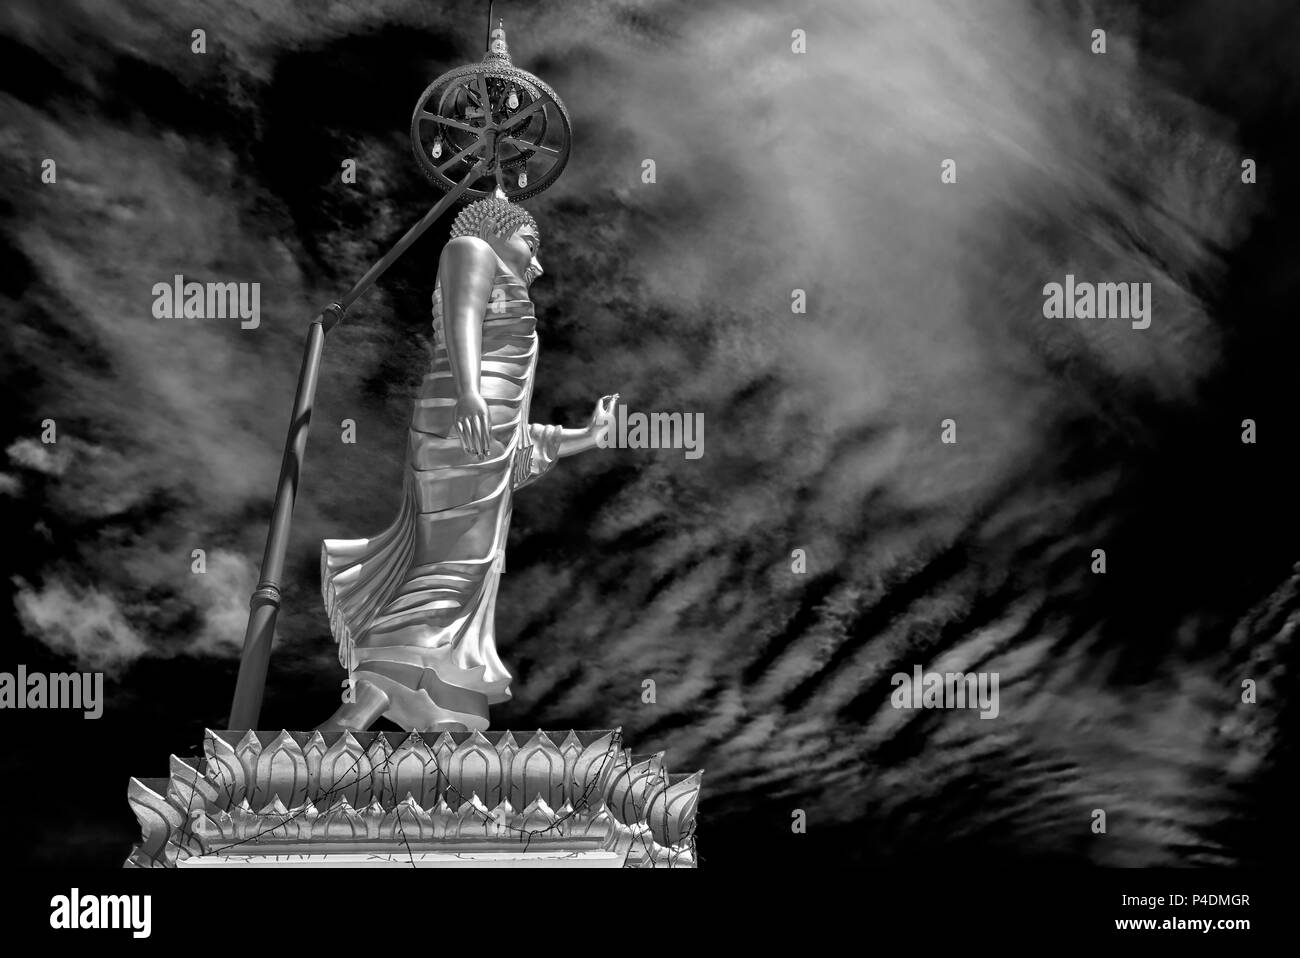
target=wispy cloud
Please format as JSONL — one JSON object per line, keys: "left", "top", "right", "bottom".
{"left": 6, "top": 437, "right": 72, "bottom": 476}
{"left": 12, "top": 575, "right": 150, "bottom": 673}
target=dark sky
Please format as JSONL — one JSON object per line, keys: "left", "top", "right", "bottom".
{"left": 1, "top": 0, "right": 1297, "bottom": 867}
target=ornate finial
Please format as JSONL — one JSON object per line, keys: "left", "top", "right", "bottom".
{"left": 485, "top": 18, "right": 511, "bottom": 64}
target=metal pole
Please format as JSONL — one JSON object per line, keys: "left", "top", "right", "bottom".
{"left": 228, "top": 161, "right": 487, "bottom": 729}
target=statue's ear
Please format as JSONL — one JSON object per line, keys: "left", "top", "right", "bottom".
{"left": 477, "top": 219, "right": 495, "bottom": 242}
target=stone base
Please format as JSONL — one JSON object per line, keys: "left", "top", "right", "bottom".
{"left": 127, "top": 728, "right": 701, "bottom": 868}
{"left": 177, "top": 850, "right": 625, "bottom": 867}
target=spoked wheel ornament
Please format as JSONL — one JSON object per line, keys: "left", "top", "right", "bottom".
{"left": 411, "top": 17, "right": 572, "bottom": 201}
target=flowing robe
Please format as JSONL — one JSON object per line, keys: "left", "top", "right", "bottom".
{"left": 321, "top": 253, "right": 562, "bottom": 731}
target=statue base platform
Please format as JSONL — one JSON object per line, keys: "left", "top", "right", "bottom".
{"left": 127, "top": 729, "right": 701, "bottom": 869}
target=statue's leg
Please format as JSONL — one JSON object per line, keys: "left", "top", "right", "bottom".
{"left": 316, "top": 678, "right": 390, "bottom": 732}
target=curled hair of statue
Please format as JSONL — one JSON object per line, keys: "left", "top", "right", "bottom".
{"left": 449, "top": 195, "right": 539, "bottom": 243}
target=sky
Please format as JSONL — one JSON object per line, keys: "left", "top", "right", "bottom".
{"left": 1, "top": 0, "right": 1297, "bottom": 866}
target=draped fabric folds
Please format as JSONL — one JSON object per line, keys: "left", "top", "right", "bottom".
{"left": 321, "top": 256, "right": 563, "bottom": 731}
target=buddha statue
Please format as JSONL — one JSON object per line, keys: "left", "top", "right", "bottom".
{"left": 317, "top": 193, "right": 618, "bottom": 733}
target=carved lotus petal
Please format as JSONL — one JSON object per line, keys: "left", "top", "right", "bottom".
{"left": 553, "top": 800, "right": 576, "bottom": 839}
{"left": 302, "top": 730, "right": 327, "bottom": 799}
{"left": 259, "top": 794, "right": 290, "bottom": 815}
{"left": 519, "top": 795, "right": 558, "bottom": 838}
{"left": 431, "top": 731, "right": 456, "bottom": 784}
{"left": 256, "top": 794, "right": 294, "bottom": 841}
{"left": 511, "top": 730, "right": 565, "bottom": 811}
{"left": 166, "top": 775, "right": 215, "bottom": 840}
{"left": 645, "top": 770, "right": 702, "bottom": 846}
{"left": 454, "top": 792, "right": 492, "bottom": 840}
{"left": 390, "top": 733, "right": 434, "bottom": 807}
{"left": 558, "top": 730, "right": 583, "bottom": 763}
{"left": 448, "top": 731, "right": 504, "bottom": 809}
{"left": 363, "top": 734, "right": 394, "bottom": 805}
{"left": 230, "top": 798, "right": 260, "bottom": 842}
{"left": 253, "top": 730, "right": 309, "bottom": 809}
{"left": 579, "top": 802, "right": 616, "bottom": 841}
{"left": 362, "top": 799, "right": 386, "bottom": 839}
{"left": 604, "top": 820, "right": 644, "bottom": 865}
{"left": 601, "top": 749, "right": 630, "bottom": 806}
{"left": 488, "top": 799, "right": 516, "bottom": 840}
{"left": 558, "top": 731, "right": 583, "bottom": 802}
{"left": 127, "top": 777, "right": 183, "bottom": 868}
{"left": 383, "top": 795, "right": 432, "bottom": 842}
{"left": 188, "top": 811, "right": 219, "bottom": 853}
{"left": 498, "top": 731, "right": 519, "bottom": 790}
{"left": 428, "top": 795, "right": 454, "bottom": 838}
{"left": 318, "top": 797, "right": 366, "bottom": 841}
{"left": 607, "top": 753, "right": 666, "bottom": 826}
{"left": 203, "top": 729, "right": 246, "bottom": 805}
{"left": 168, "top": 754, "right": 220, "bottom": 810}
{"left": 319, "top": 731, "right": 372, "bottom": 808}
{"left": 291, "top": 801, "right": 319, "bottom": 842}
{"left": 234, "top": 730, "right": 262, "bottom": 786}
{"left": 210, "top": 808, "right": 234, "bottom": 841}
{"left": 568, "top": 731, "right": 619, "bottom": 808}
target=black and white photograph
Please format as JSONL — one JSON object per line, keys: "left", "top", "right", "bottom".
{"left": 0, "top": 0, "right": 1293, "bottom": 940}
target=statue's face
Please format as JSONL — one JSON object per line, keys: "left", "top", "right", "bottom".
{"left": 489, "top": 224, "right": 543, "bottom": 287}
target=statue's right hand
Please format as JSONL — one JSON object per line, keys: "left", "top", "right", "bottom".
{"left": 454, "top": 391, "right": 492, "bottom": 459}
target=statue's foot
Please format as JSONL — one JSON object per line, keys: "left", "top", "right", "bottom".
{"left": 315, "top": 678, "right": 478, "bottom": 734}
{"left": 317, "top": 665, "right": 492, "bottom": 733}
{"left": 316, "top": 679, "right": 390, "bottom": 732}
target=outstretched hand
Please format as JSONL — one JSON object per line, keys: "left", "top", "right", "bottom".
{"left": 587, "top": 393, "right": 620, "bottom": 445}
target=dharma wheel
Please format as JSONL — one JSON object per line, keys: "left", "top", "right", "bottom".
{"left": 410, "top": 19, "right": 572, "bottom": 202}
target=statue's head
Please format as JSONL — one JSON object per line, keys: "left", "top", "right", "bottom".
{"left": 450, "top": 195, "right": 543, "bottom": 286}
